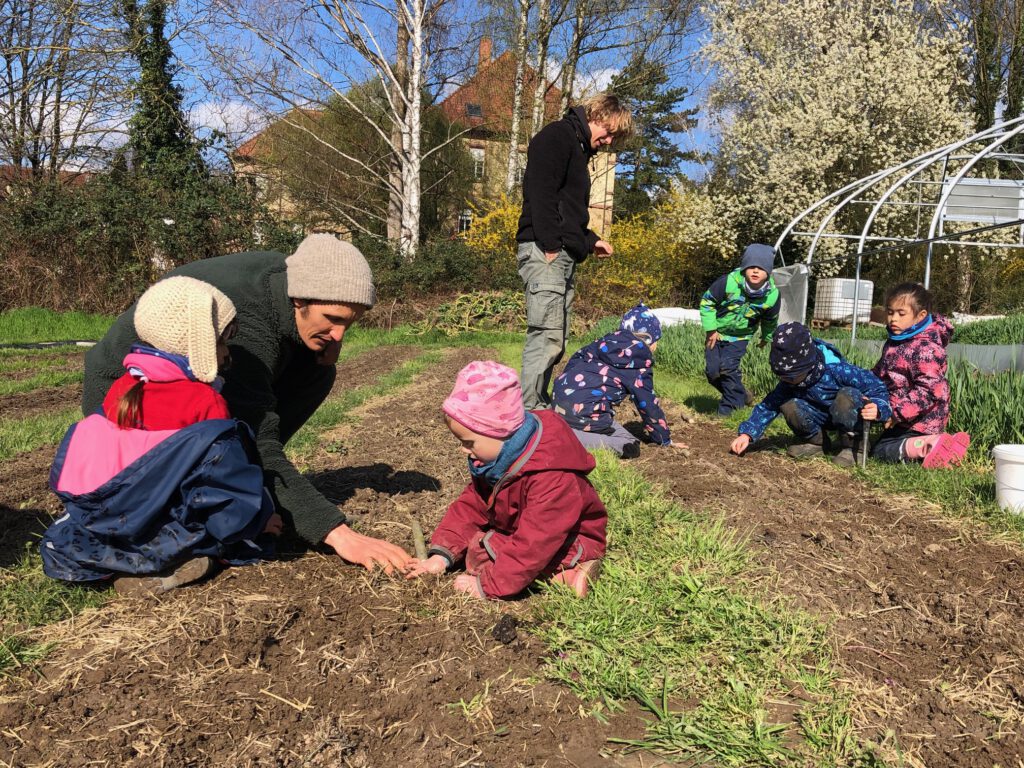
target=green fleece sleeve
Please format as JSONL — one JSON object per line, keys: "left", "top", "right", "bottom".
{"left": 222, "top": 343, "right": 345, "bottom": 545}
{"left": 253, "top": 408, "right": 346, "bottom": 544}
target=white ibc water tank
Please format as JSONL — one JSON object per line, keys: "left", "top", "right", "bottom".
{"left": 813, "top": 278, "right": 873, "bottom": 323}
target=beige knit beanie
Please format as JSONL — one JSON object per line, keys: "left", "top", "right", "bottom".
{"left": 134, "top": 276, "right": 237, "bottom": 383}
{"left": 285, "top": 233, "right": 376, "bottom": 308}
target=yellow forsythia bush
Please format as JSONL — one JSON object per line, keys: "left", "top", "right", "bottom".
{"left": 460, "top": 195, "right": 521, "bottom": 285}
{"left": 461, "top": 189, "right": 735, "bottom": 313}
{"left": 580, "top": 189, "right": 734, "bottom": 313}
{"left": 578, "top": 214, "right": 685, "bottom": 314}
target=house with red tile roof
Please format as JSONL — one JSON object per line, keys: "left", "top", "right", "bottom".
{"left": 439, "top": 38, "right": 616, "bottom": 238}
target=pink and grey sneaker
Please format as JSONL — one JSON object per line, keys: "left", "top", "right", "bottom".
{"left": 551, "top": 559, "right": 602, "bottom": 598}
{"left": 922, "top": 432, "right": 971, "bottom": 469}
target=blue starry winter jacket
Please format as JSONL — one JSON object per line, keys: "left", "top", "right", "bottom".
{"left": 738, "top": 340, "right": 892, "bottom": 442}
{"left": 552, "top": 330, "right": 671, "bottom": 444}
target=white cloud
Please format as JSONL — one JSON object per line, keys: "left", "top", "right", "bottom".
{"left": 189, "top": 100, "right": 265, "bottom": 142}
{"left": 542, "top": 60, "right": 621, "bottom": 99}
{"left": 575, "top": 66, "right": 619, "bottom": 96}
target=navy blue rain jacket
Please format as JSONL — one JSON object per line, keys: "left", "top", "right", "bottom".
{"left": 42, "top": 418, "right": 275, "bottom": 582}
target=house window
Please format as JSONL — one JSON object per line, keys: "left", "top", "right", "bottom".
{"left": 458, "top": 210, "right": 473, "bottom": 233}
{"left": 471, "top": 147, "right": 485, "bottom": 180}
{"left": 466, "top": 103, "right": 483, "bottom": 119}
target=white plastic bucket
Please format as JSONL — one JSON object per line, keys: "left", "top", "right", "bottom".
{"left": 993, "top": 444, "right": 1024, "bottom": 514}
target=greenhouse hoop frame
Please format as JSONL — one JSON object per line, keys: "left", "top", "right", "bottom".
{"left": 774, "top": 117, "right": 1024, "bottom": 341}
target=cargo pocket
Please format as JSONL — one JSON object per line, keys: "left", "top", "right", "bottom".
{"left": 525, "top": 278, "right": 567, "bottom": 329}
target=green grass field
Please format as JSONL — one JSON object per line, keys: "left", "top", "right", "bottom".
{"left": 0, "top": 307, "right": 114, "bottom": 344}
{"left": 3, "top": 308, "right": 1020, "bottom": 764}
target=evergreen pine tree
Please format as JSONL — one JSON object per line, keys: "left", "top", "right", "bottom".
{"left": 610, "top": 58, "right": 698, "bottom": 219}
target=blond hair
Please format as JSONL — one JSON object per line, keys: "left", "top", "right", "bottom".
{"left": 581, "top": 93, "right": 634, "bottom": 140}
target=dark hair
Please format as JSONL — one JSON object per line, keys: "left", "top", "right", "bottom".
{"left": 116, "top": 380, "right": 145, "bottom": 429}
{"left": 884, "top": 282, "right": 932, "bottom": 315}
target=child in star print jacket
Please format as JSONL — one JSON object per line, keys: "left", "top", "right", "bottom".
{"left": 552, "top": 304, "right": 686, "bottom": 457}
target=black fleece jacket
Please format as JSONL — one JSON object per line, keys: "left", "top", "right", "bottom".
{"left": 516, "top": 106, "right": 600, "bottom": 262}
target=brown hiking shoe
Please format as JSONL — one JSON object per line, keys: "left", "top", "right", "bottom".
{"left": 114, "top": 557, "right": 214, "bottom": 597}
{"left": 831, "top": 447, "right": 856, "bottom": 468}
{"left": 831, "top": 432, "right": 856, "bottom": 468}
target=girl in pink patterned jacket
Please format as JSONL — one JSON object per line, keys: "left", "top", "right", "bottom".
{"left": 865, "top": 283, "right": 969, "bottom": 468}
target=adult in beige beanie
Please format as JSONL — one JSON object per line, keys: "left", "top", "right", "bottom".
{"left": 84, "top": 234, "right": 413, "bottom": 574}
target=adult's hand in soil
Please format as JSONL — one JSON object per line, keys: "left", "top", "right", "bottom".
{"left": 730, "top": 434, "right": 751, "bottom": 455}
{"left": 706, "top": 331, "right": 720, "bottom": 350}
{"left": 324, "top": 524, "right": 412, "bottom": 573}
{"left": 593, "top": 240, "right": 613, "bottom": 259}
{"left": 452, "top": 573, "right": 485, "bottom": 599}
{"left": 404, "top": 555, "right": 448, "bottom": 579}
{"left": 667, "top": 440, "right": 690, "bottom": 451}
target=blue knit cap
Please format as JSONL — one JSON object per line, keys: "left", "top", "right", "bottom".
{"left": 620, "top": 303, "right": 662, "bottom": 343}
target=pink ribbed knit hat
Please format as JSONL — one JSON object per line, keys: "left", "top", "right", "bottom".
{"left": 442, "top": 361, "right": 526, "bottom": 439}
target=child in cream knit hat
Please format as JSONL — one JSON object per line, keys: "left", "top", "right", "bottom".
{"left": 42, "top": 275, "right": 283, "bottom": 596}
{"left": 102, "top": 275, "right": 241, "bottom": 430}
{"left": 405, "top": 361, "right": 607, "bottom": 599}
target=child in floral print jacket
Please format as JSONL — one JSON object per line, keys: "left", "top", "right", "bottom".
{"left": 552, "top": 303, "right": 686, "bottom": 457}
{"left": 866, "top": 283, "right": 969, "bottom": 468}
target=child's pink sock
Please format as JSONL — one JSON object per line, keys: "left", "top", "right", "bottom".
{"left": 904, "top": 435, "right": 941, "bottom": 460}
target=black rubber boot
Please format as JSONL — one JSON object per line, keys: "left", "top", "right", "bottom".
{"left": 787, "top": 430, "right": 825, "bottom": 459}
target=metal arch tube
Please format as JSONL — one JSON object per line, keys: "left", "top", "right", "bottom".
{"left": 771, "top": 117, "right": 1021, "bottom": 266}
{"left": 773, "top": 167, "right": 893, "bottom": 265}
{"left": 922, "top": 120, "right": 1024, "bottom": 290}
{"left": 849, "top": 117, "right": 1024, "bottom": 340}
{"left": 804, "top": 152, "right": 950, "bottom": 266}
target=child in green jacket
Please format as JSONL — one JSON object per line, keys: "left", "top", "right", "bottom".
{"left": 699, "top": 244, "right": 780, "bottom": 416}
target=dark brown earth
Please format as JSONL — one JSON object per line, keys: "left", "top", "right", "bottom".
{"left": 0, "top": 347, "right": 644, "bottom": 767}
{"left": 0, "top": 384, "right": 82, "bottom": 422}
{"left": 637, "top": 408, "right": 1024, "bottom": 768}
{"left": 2, "top": 345, "right": 1022, "bottom": 767}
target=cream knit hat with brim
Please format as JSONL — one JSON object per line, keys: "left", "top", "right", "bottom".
{"left": 285, "top": 233, "right": 376, "bottom": 308}
{"left": 134, "top": 276, "right": 237, "bottom": 383}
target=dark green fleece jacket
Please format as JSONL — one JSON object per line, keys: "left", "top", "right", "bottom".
{"left": 83, "top": 251, "right": 345, "bottom": 544}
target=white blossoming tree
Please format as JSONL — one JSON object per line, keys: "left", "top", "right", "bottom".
{"left": 701, "top": 0, "right": 972, "bottom": 272}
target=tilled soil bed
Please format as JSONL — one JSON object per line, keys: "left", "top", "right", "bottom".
{"left": 637, "top": 411, "right": 1024, "bottom": 768}
{"left": 0, "top": 347, "right": 637, "bottom": 767}
{"left": 2, "top": 346, "right": 1023, "bottom": 767}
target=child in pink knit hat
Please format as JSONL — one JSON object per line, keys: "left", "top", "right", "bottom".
{"left": 405, "top": 361, "right": 608, "bottom": 599}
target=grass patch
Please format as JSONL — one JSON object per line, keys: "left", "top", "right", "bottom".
{"left": 0, "top": 307, "right": 113, "bottom": 344}
{"left": 286, "top": 350, "right": 444, "bottom": 463}
{"left": 0, "top": 370, "right": 84, "bottom": 396}
{"left": 0, "top": 407, "right": 80, "bottom": 461}
{"left": 656, "top": 323, "right": 1024, "bottom": 454}
{"left": 0, "top": 547, "right": 110, "bottom": 675}
{"left": 535, "top": 453, "right": 878, "bottom": 766}
{"left": 657, "top": 364, "right": 1024, "bottom": 545}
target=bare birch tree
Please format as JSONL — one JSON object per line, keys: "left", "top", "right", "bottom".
{"left": 504, "top": 0, "right": 530, "bottom": 190}
{"left": 0, "top": 0, "right": 128, "bottom": 174}
{"left": 207, "top": 0, "right": 468, "bottom": 257}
